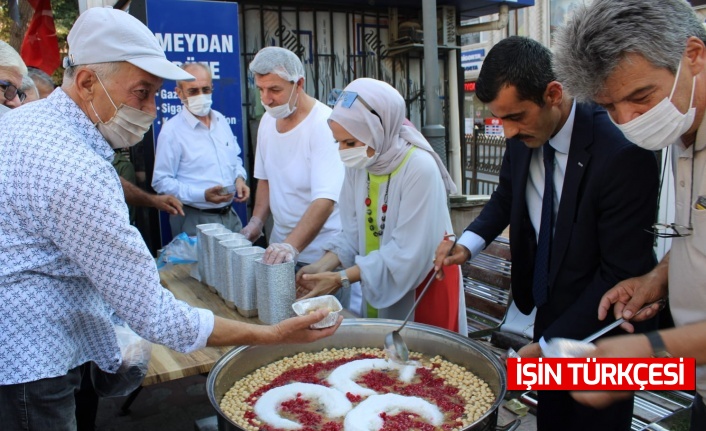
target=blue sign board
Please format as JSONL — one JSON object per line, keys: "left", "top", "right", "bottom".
{"left": 461, "top": 48, "right": 485, "bottom": 72}
{"left": 144, "top": 0, "right": 245, "bottom": 244}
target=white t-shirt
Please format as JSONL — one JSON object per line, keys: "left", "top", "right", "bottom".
{"left": 254, "top": 101, "right": 344, "bottom": 263}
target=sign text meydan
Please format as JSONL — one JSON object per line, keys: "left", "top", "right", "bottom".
{"left": 154, "top": 33, "right": 234, "bottom": 79}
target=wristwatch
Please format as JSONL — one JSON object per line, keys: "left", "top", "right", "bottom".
{"left": 646, "top": 331, "right": 672, "bottom": 358}
{"left": 339, "top": 270, "right": 350, "bottom": 290}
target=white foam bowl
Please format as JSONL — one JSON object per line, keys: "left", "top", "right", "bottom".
{"left": 292, "top": 295, "right": 343, "bottom": 329}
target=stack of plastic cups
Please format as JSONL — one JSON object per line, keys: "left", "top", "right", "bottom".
{"left": 198, "top": 225, "right": 228, "bottom": 288}
{"left": 220, "top": 238, "right": 252, "bottom": 308}
{"left": 212, "top": 232, "right": 245, "bottom": 296}
{"left": 232, "top": 246, "right": 266, "bottom": 317}
{"left": 255, "top": 259, "right": 296, "bottom": 324}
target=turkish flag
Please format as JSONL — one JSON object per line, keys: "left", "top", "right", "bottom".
{"left": 20, "top": 0, "right": 60, "bottom": 76}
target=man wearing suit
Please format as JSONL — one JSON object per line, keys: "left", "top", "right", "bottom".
{"left": 434, "top": 37, "right": 659, "bottom": 430}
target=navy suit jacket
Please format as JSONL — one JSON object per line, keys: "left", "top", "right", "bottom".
{"left": 468, "top": 103, "right": 659, "bottom": 341}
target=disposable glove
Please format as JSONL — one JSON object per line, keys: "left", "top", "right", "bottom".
{"left": 240, "top": 216, "right": 264, "bottom": 242}
{"left": 264, "top": 242, "right": 299, "bottom": 264}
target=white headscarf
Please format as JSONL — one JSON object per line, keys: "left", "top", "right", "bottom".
{"left": 329, "top": 78, "right": 457, "bottom": 194}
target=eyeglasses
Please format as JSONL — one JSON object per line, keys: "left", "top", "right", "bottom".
{"left": 646, "top": 147, "right": 693, "bottom": 238}
{"left": 184, "top": 86, "right": 213, "bottom": 97}
{"left": 649, "top": 223, "right": 693, "bottom": 238}
{"left": 336, "top": 91, "right": 383, "bottom": 125}
{"left": 0, "top": 80, "right": 26, "bottom": 103}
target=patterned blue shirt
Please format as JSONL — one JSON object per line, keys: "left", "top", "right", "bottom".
{"left": 0, "top": 89, "right": 214, "bottom": 384}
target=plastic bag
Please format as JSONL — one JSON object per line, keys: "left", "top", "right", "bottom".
{"left": 91, "top": 323, "right": 152, "bottom": 397}
{"left": 157, "top": 232, "right": 198, "bottom": 270}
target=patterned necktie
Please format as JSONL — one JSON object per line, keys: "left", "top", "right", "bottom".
{"left": 533, "top": 143, "right": 555, "bottom": 307}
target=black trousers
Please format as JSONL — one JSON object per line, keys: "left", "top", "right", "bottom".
{"left": 75, "top": 364, "right": 98, "bottom": 431}
{"left": 692, "top": 393, "right": 706, "bottom": 431}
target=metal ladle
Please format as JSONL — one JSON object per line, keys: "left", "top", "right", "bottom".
{"left": 385, "top": 236, "right": 459, "bottom": 364}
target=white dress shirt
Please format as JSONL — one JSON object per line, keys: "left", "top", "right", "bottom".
{"left": 152, "top": 107, "right": 247, "bottom": 209}
{"left": 459, "top": 101, "right": 577, "bottom": 258}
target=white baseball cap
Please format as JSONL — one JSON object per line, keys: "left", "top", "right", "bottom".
{"left": 65, "top": 7, "right": 194, "bottom": 81}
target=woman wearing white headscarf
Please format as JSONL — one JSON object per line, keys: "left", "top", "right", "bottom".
{"left": 297, "top": 78, "right": 467, "bottom": 335}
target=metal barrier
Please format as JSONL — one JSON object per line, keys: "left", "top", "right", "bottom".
{"left": 464, "top": 133, "right": 507, "bottom": 195}
{"left": 463, "top": 236, "right": 512, "bottom": 335}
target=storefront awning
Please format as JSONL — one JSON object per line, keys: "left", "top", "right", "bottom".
{"left": 456, "top": 0, "right": 535, "bottom": 19}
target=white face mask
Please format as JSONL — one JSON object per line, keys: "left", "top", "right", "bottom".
{"left": 611, "top": 60, "right": 696, "bottom": 151}
{"left": 90, "top": 74, "right": 155, "bottom": 149}
{"left": 339, "top": 145, "right": 374, "bottom": 169}
{"left": 261, "top": 83, "right": 298, "bottom": 119}
{"left": 186, "top": 93, "right": 212, "bottom": 117}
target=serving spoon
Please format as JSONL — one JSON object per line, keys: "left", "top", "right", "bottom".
{"left": 385, "top": 235, "right": 459, "bottom": 364}
{"left": 506, "top": 298, "right": 667, "bottom": 359}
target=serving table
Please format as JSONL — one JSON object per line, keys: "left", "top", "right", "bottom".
{"left": 119, "top": 264, "right": 259, "bottom": 413}
{"left": 144, "top": 264, "right": 259, "bottom": 386}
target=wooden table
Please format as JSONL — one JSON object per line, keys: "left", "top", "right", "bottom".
{"left": 143, "top": 264, "right": 258, "bottom": 386}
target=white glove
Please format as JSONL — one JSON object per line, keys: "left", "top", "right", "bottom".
{"left": 240, "top": 216, "right": 264, "bottom": 242}
{"left": 264, "top": 242, "right": 299, "bottom": 265}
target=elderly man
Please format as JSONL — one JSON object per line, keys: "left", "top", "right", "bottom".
{"left": 0, "top": 40, "right": 28, "bottom": 116}
{"left": 2, "top": 47, "right": 178, "bottom": 216}
{"left": 0, "top": 9, "right": 339, "bottom": 430}
{"left": 152, "top": 62, "right": 249, "bottom": 237}
{"left": 553, "top": 0, "right": 706, "bottom": 427}
{"left": 242, "top": 47, "right": 344, "bottom": 267}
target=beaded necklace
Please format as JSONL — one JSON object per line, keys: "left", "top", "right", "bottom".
{"left": 365, "top": 173, "right": 391, "bottom": 237}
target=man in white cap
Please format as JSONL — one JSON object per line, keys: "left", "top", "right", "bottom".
{"left": 0, "top": 8, "right": 340, "bottom": 430}
{"left": 243, "top": 47, "right": 344, "bottom": 270}
{"left": 152, "top": 62, "right": 250, "bottom": 237}
{"left": 14, "top": 62, "right": 181, "bottom": 217}
{"left": 0, "top": 40, "right": 28, "bottom": 116}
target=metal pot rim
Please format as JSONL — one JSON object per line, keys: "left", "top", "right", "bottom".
{"left": 207, "top": 318, "right": 507, "bottom": 430}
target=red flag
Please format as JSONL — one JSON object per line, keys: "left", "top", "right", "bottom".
{"left": 20, "top": 0, "right": 61, "bottom": 76}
